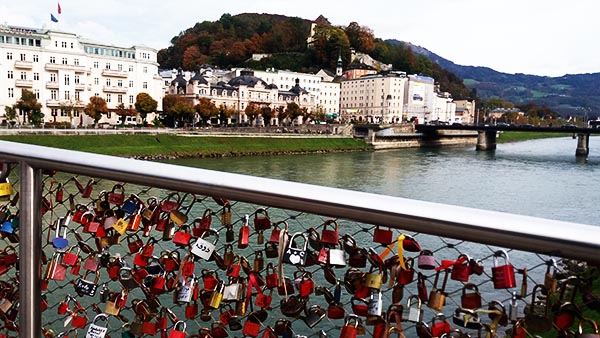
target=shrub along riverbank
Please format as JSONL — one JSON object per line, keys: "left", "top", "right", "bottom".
{"left": 497, "top": 131, "right": 573, "bottom": 143}
{"left": 0, "top": 134, "right": 371, "bottom": 158}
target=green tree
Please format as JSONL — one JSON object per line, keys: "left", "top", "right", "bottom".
{"left": 285, "top": 102, "right": 301, "bottom": 125}
{"left": 135, "top": 93, "right": 158, "bottom": 123}
{"left": 163, "top": 94, "right": 195, "bottom": 127}
{"left": 310, "top": 24, "right": 351, "bottom": 70}
{"left": 260, "top": 106, "right": 273, "bottom": 126}
{"left": 194, "top": 98, "right": 217, "bottom": 125}
{"left": 84, "top": 96, "right": 108, "bottom": 126}
{"left": 15, "top": 89, "right": 43, "bottom": 126}
{"left": 4, "top": 106, "right": 17, "bottom": 126}
{"left": 218, "top": 104, "right": 235, "bottom": 125}
{"left": 58, "top": 101, "right": 75, "bottom": 125}
{"left": 344, "top": 22, "right": 375, "bottom": 53}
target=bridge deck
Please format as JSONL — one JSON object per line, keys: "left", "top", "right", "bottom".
{"left": 416, "top": 124, "right": 599, "bottom": 133}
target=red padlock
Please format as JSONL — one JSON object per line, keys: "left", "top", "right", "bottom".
{"left": 193, "top": 209, "right": 212, "bottom": 238}
{"left": 202, "top": 269, "right": 219, "bottom": 291}
{"left": 430, "top": 314, "right": 451, "bottom": 338}
{"left": 269, "top": 221, "right": 284, "bottom": 243}
{"left": 397, "top": 257, "right": 415, "bottom": 285}
{"left": 238, "top": 218, "right": 250, "bottom": 249}
{"left": 417, "top": 250, "right": 436, "bottom": 270}
{"left": 451, "top": 254, "right": 471, "bottom": 282}
{"left": 327, "top": 302, "right": 345, "bottom": 319}
{"left": 340, "top": 316, "right": 359, "bottom": 338}
{"left": 253, "top": 208, "right": 271, "bottom": 231}
{"left": 373, "top": 226, "right": 393, "bottom": 245}
{"left": 320, "top": 219, "right": 339, "bottom": 245}
{"left": 169, "top": 321, "right": 187, "bottom": 338}
{"left": 461, "top": 283, "right": 482, "bottom": 309}
{"left": 242, "top": 319, "right": 261, "bottom": 337}
{"left": 265, "top": 263, "right": 279, "bottom": 289}
{"left": 491, "top": 250, "right": 516, "bottom": 289}
{"left": 351, "top": 297, "right": 369, "bottom": 317}
{"left": 298, "top": 272, "right": 315, "bottom": 297}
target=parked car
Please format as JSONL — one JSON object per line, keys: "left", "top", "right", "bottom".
{"left": 496, "top": 122, "right": 509, "bottom": 127}
{"left": 561, "top": 124, "right": 577, "bottom": 129}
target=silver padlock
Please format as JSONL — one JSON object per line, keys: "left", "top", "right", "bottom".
{"left": 176, "top": 275, "right": 195, "bottom": 303}
{"left": 509, "top": 291, "right": 519, "bottom": 321}
{"left": 118, "top": 267, "right": 140, "bottom": 290}
{"left": 405, "top": 295, "right": 423, "bottom": 323}
{"left": 367, "top": 289, "right": 382, "bottom": 317}
{"left": 86, "top": 313, "right": 109, "bottom": 338}
{"left": 328, "top": 243, "right": 346, "bottom": 267}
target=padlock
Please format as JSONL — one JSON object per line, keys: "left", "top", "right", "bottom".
{"left": 108, "top": 184, "right": 125, "bottom": 205}
{"left": 488, "top": 300, "right": 509, "bottom": 327}
{"left": 577, "top": 318, "right": 600, "bottom": 338}
{"left": 52, "top": 218, "right": 69, "bottom": 249}
{"left": 452, "top": 308, "right": 482, "bottom": 330}
{"left": 367, "top": 289, "right": 383, "bottom": 318}
{"left": 202, "top": 269, "right": 219, "bottom": 291}
{"left": 112, "top": 217, "right": 129, "bottom": 235}
{"left": 282, "top": 232, "right": 308, "bottom": 266}
{"left": 0, "top": 179, "right": 13, "bottom": 201}
{"left": 226, "top": 255, "right": 242, "bottom": 278}
{"left": 126, "top": 234, "right": 144, "bottom": 254}
{"left": 46, "top": 252, "right": 67, "bottom": 281}
{"left": 160, "top": 192, "right": 180, "bottom": 213}
{"left": 255, "top": 288, "right": 273, "bottom": 309}
{"left": 74, "top": 270, "right": 100, "bottom": 297}
{"left": 169, "top": 207, "right": 188, "bottom": 226}
{"left": 328, "top": 242, "right": 346, "bottom": 267}
{"left": 191, "top": 229, "right": 219, "bottom": 260}
{"left": 169, "top": 321, "right": 187, "bottom": 338}
{"left": 118, "top": 267, "right": 140, "bottom": 290}
{"left": 351, "top": 297, "right": 369, "bottom": 316}
{"left": 365, "top": 265, "right": 383, "bottom": 290}
{"left": 85, "top": 313, "right": 109, "bottom": 338}
{"left": 265, "top": 263, "right": 278, "bottom": 289}
{"left": 70, "top": 308, "right": 88, "bottom": 328}
{"left": 327, "top": 301, "right": 345, "bottom": 319}
{"left": 509, "top": 291, "right": 519, "bottom": 322}
{"left": 80, "top": 178, "right": 94, "bottom": 198}
{"left": 192, "top": 209, "right": 213, "bottom": 238}
{"left": 404, "top": 295, "right": 423, "bottom": 323}
{"left": 223, "top": 280, "right": 242, "bottom": 301}
{"left": 340, "top": 316, "right": 359, "bottom": 338}
{"left": 221, "top": 203, "right": 232, "bottom": 226}
{"left": 269, "top": 221, "right": 285, "bottom": 243}
{"left": 304, "top": 305, "right": 326, "bottom": 328}
{"left": 161, "top": 219, "right": 176, "bottom": 241}
{"left": 253, "top": 208, "right": 271, "bottom": 231}
{"left": 545, "top": 258, "right": 558, "bottom": 293}
{"left": 417, "top": 250, "right": 436, "bottom": 270}
{"left": 238, "top": 215, "right": 250, "bottom": 249}
{"left": 396, "top": 257, "right": 415, "bottom": 285}
{"left": 461, "top": 283, "right": 482, "bottom": 309}
{"left": 428, "top": 269, "right": 449, "bottom": 311}
{"left": 554, "top": 277, "right": 581, "bottom": 330}
{"left": 450, "top": 254, "right": 471, "bottom": 282}
{"left": 254, "top": 250, "right": 264, "bottom": 272}
{"left": 173, "top": 224, "right": 192, "bottom": 246}
{"left": 523, "top": 284, "right": 552, "bottom": 333}
{"left": 298, "top": 271, "right": 315, "bottom": 297}
{"left": 176, "top": 275, "right": 196, "bottom": 303}
{"left": 491, "top": 249, "right": 516, "bottom": 289}
{"left": 210, "top": 281, "right": 225, "bottom": 309}
{"left": 430, "top": 313, "right": 451, "bottom": 338}
{"left": 320, "top": 219, "right": 339, "bottom": 245}
{"left": 373, "top": 225, "right": 393, "bottom": 245}
{"left": 185, "top": 300, "right": 198, "bottom": 319}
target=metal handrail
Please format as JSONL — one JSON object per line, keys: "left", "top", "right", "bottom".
{"left": 1, "top": 140, "right": 599, "bottom": 262}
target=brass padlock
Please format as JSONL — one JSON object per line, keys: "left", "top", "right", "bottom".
{"left": 254, "top": 251, "right": 264, "bottom": 272}
{"left": 209, "top": 282, "right": 224, "bottom": 309}
{"left": 427, "top": 269, "right": 449, "bottom": 311}
{"left": 365, "top": 266, "right": 383, "bottom": 290}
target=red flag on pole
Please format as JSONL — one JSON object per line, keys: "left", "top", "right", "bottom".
{"left": 58, "top": 2, "right": 62, "bottom": 14}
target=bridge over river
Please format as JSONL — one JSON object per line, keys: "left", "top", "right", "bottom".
{"left": 416, "top": 124, "right": 598, "bottom": 156}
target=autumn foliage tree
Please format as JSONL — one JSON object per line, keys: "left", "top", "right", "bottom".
{"left": 162, "top": 94, "right": 195, "bottom": 127}
{"left": 345, "top": 22, "right": 375, "bottom": 53}
{"left": 194, "top": 98, "right": 217, "bottom": 125}
{"left": 84, "top": 96, "right": 108, "bottom": 126}
{"left": 135, "top": 92, "right": 158, "bottom": 123}
{"left": 244, "top": 103, "right": 260, "bottom": 125}
{"left": 15, "top": 89, "right": 43, "bottom": 126}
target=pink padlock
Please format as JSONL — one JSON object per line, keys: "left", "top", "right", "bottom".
{"left": 418, "top": 250, "right": 436, "bottom": 270}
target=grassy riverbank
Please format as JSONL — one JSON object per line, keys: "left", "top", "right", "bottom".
{"left": 497, "top": 131, "right": 573, "bottom": 143}
{"left": 0, "top": 134, "right": 371, "bottom": 158}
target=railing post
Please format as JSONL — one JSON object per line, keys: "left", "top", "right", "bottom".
{"left": 19, "top": 162, "right": 42, "bottom": 338}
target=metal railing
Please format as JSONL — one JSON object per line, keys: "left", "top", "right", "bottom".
{"left": 0, "top": 140, "right": 599, "bottom": 337}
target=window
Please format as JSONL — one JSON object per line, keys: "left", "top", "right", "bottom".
{"left": 55, "top": 41, "right": 58, "bottom": 47}
{"left": 129, "top": 95, "right": 134, "bottom": 104}
{"left": 117, "top": 80, "right": 123, "bottom": 87}
{"left": 75, "top": 75, "right": 80, "bottom": 84}
{"left": 7, "top": 71, "right": 13, "bottom": 79}
{"left": 61, "top": 109, "right": 68, "bottom": 117}
{"left": 106, "top": 79, "right": 111, "bottom": 86}
{"left": 6, "top": 52, "right": 12, "bottom": 60}
{"left": 75, "top": 91, "right": 80, "bottom": 100}
{"left": 64, "top": 91, "right": 70, "bottom": 100}
{"left": 93, "top": 61, "right": 98, "bottom": 68}
{"left": 51, "top": 109, "right": 58, "bottom": 116}
{"left": 129, "top": 81, "right": 133, "bottom": 88}
{"left": 50, "top": 74, "right": 57, "bottom": 82}
{"left": 74, "top": 58, "right": 79, "bottom": 66}
{"left": 129, "top": 66, "right": 133, "bottom": 72}
{"left": 71, "top": 42, "right": 74, "bottom": 49}
{"left": 94, "top": 78, "right": 99, "bottom": 85}
{"left": 143, "top": 67, "right": 147, "bottom": 73}
{"left": 117, "top": 94, "right": 123, "bottom": 103}
{"left": 33, "top": 72, "right": 39, "bottom": 81}
{"left": 8, "top": 88, "right": 14, "bottom": 98}
{"left": 105, "top": 63, "right": 111, "bottom": 70}
{"left": 118, "top": 64, "right": 122, "bottom": 71}
{"left": 94, "top": 93, "right": 99, "bottom": 97}
{"left": 51, "top": 90, "right": 57, "bottom": 100}
{"left": 106, "top": 94, "right": 111, "bottom": 103}
{"left": 20, "top": 53, "right": 26, "bottom": 61}
{"left": 20, "top": 72, "right": 26, "bottom": 80}
{"left": 64, "top": 75, "right": 70, "bottom": 85}
{"left": 34, "top": 89, "right": 40, "bottom": 99}
{"left": 142, "top": 82, "right": 147, "bottom": 89}
{"left": 74, "top": 110, "right": 80, "bottom": 117}
{"left": 33, "top": 54, "right": 39, "bottom": 62}
{"left": 61, "top": 41, "right": 67, "bottom": 48}
{"left": 50, "top": 56, "right": 56, "bottom": 64}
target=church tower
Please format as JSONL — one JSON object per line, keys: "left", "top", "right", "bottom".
{"left": 336, "top": 51, "right": 343, "bottom": 77}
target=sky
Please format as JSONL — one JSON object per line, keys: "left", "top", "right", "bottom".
{"left": 1, "top": 0, "right": 598, "bottom": 77}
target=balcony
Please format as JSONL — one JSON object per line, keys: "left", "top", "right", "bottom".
{"left": 45, "top": 99, "right": 60, "bottom": 107}
{"left": 102, "top": 85, "right": 128, "bottom": 93}
{"left": 101, "top": 69, "right": 128, "bottom": 78}
{"left": 45, "top": 81, "right": 59, "bottom": 89}
{"left": 74, "top": 83, "right": 86, "bottom": 91}
{"left": 15, "top": 79, "right": 33, "bottom": 88}
{"left": 14, "top": 60, "right": 33, "bottom": 69}
{"left": 44, "top": 63, "right": 86, "bottom": 73}
{"left": 0, "top": 141, "right": 598, "bottom": 338}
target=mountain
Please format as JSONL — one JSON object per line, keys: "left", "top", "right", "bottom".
{"left": 395, "top": 39, "right": 600, "bottom": 117}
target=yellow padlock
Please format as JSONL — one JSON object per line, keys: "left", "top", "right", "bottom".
{"left": 209, "top": 282, "right": 224, "bottom": 309}
{"left": 0, "top": 180, "right": 13, "bottom": 201}
{"left": 365, "top": 266, "right": 383, "bottom": 290}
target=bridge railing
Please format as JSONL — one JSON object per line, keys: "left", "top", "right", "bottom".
{"left": 0, "top": 140, "right": 599, "bottom": 338}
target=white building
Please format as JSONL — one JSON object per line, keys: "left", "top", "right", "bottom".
{"left": 340, "top": 71, "right": 408, "bottom": 123}
{"left": 405, "top": 75, "right": 436, "bottom": 124}
{"left": 0, "top": 24, "right": 163, "bottom": 126}
{"left": 431, "top": 91, "right": 457, "bottom": 123}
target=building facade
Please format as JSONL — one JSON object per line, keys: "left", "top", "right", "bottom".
{"left": 0, "top": 24, "right": 163, "bottom": 126}
{"left": 454, "top": 99, "right": 476, "bottom": 125}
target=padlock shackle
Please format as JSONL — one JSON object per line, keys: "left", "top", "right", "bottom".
{"left": 0, "top": 162, "right": 10, "bottom": 182}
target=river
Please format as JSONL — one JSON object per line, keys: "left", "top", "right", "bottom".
{"left": 166, "top": 136, "right": 600, "bottom": 226}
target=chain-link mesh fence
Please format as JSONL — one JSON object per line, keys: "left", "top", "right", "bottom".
{"left": 0, "top": 160, "right": 598, "bottom": 338}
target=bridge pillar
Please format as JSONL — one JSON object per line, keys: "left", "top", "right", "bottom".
{"left": 476, "top": 130, "right": 497, "bottom": 151}
{"left": 576, "top": 133, "right": 590, "bottom": 157}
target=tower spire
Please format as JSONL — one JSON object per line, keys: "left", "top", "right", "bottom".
{"left": 336, "top": 49, "right": 343, "bottom": 77}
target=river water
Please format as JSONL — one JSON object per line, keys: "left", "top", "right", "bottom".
{"left": 166, "top": 136, "right": 600, "bottom": 226}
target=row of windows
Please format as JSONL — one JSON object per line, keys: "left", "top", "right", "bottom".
{"left": 0, "top": 35, "right": 42, "bottom": 47}
{"left": 84, "top": 46, "right": 136, "bottom": 59}
{"left": 55, "top": 41, "right": 74, "bottom": 49}
{"left": 7, "top": 88, "right": 134, "bottom": 105}
{"left": 50, "top": 109, "right": 81, "bottom": 117}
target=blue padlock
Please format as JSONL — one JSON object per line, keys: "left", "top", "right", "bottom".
{"left": 0, "top": 221, "right": 13, "bottom": 234}
{"left": 52, "top": 217, "right": 69, "bottom": 249}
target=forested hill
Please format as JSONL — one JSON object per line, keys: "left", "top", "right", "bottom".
{"left": 157, "top": 13, "right": 473, "bottom": 100}
{"left": 399, "top": 40, "right": 600, "bottom": 116}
